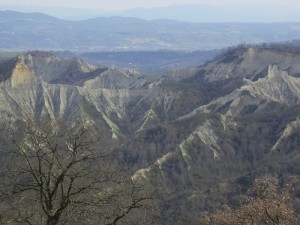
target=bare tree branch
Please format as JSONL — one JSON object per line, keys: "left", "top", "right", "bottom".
{"left": 0, "top": 116, "right": 155, "bottom": 225}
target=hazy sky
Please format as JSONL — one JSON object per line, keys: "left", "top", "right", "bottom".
{"left": 1, "top": 0, "right": 300, "bottom": 11}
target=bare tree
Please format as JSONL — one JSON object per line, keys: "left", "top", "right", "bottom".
{"left": 200, "top": 176, "right": 299, "bottom": 225}
{"left": 0, "top": 117, "right": 156, "bottom": 225}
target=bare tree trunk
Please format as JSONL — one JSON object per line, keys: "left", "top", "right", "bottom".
{"left": 0, "top": 117, "right": 155, "bottom": 225}
{"left": 47, "top": 214, "right": 61, "bottom": 225}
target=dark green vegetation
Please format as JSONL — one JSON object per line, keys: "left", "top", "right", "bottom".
{"left": 1, "top": 11, "right": 300, "bottom": 51}
{"left": 0, "top": 43, "right": 300, "bottom": 224}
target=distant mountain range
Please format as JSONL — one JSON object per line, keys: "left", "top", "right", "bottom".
{"left": 121, "top": 4, "right": 300, "bottom": 23}
{"left": 1, "top": 4, "right": 300, "bottom": 22}
{"left": 1, "top": 10, "right": 300, "bottom": 51}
